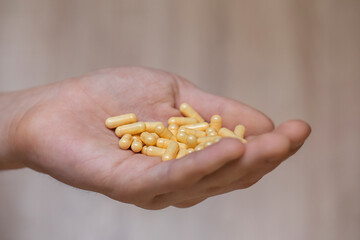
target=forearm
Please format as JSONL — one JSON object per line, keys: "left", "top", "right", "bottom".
{"left": 0, "top": 92, "right": 25, "bottom": 170}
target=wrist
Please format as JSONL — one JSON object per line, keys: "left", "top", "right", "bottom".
{"left": 0, "top": 92, "right": 26, "bottom": 170}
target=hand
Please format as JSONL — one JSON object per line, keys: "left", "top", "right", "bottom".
{"left": 4, "top": 67, "right": 311, "bottom": 209}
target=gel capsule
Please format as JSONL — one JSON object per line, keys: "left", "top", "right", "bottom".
{"left": 176, "top": 148, "right": 188, "bottom": 159}
{"left": 181, "top": 122, "right": 209, "bottom": 131}
{"left": 197, "top": 136, "right": 222, "bottom": 144}
{"left": 206, "top": 127, "right": 217, "bottom": 135}
{"left": 157, "top": 138, "right": 187, "bottom": 149}
{"left": 210, "top": 115, "right": 222, "bottom": 131}
{"left": 118, "top": 134, "right": 133, "bottom": 149}
{"left": 115, "top": 122, "right": 146, "bottom": 137}
{"left": 162, "top": 141, "right": 180, "bottom": 161}
{"left": 145, "top": 146, "right": 166, "bottom": 157}
{"left": 131, "top": 139, "right": 143, "bottom": 152}
{"left": 105, "top": 113, "right": 137, "bottom": 129}
{"left": 155, "top": 123, "right": 176, "bottom": 140}
{"left": 234, "top": 124, "right": 246, "bottom": 138}
{"left": 179, "top": 103, "right": 204, "bottom": 122}
{"left": 195, "top": 143, "right": 205, "bottom": 151}
{"left": 218, "top": 127, "right": 247, "bottom": 143}
{"left": 140, "top": 132, "right": 156, "bottom": 146}
{"left": 176, "top": 131, "right": 188, "bottom": 144}
{"left": 186, "top": 135, "right": 197, "bottom": 148}
{"left": 178, "top": 127, "right": 206, "bottom": 138}
{"left": 168, "top": 117, "right": 198, "bottom": 126}
{"left": 144, "top": 122, "right": 163, "bottom": 132}
{"left": 168, "top": 123, "right": 179, "bottom": 136}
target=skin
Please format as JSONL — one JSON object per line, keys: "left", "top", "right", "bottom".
{"left": 0, "top": 67, "right": 311, "bottom": 209}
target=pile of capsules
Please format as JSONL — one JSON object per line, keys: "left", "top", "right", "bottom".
{"left": 105, "top": 103, "right": 247, "bottom": 161}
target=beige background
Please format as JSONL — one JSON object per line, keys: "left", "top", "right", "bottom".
{"left": 0, "top": 0, "right": 359, "bottom": 239}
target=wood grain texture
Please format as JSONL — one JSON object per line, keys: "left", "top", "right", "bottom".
{"left": 0, "top": 0, "right": 359, "bottom": 239}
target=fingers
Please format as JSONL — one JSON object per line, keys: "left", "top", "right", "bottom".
{"left": 143, "top": 139, "right": 245, "bottom": 207}
{"left": 173, "top": 197, "right": 207, "bottom": 208}
{"left": 154, "top": 133, "right": 291, "bottom": 205}
{"left": 273, "top": 119, "right": 311, "bottom": 151}
{"left": 174, "top": 78, "right": 274, "bottom": 136}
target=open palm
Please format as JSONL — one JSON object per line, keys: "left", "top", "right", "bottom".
{"left": 12, "top": 67, "right": 311, "bottom": 209}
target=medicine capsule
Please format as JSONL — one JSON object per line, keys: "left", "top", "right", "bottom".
{"left": 178, "top": 127, "right": 206, "bottom": 138}
{"left": 187, "top": 148, "right": 195, "bottom": 154}
{"left": 210, "top": 115, "right": 222, "bottom": 131}
{"left": 118, "top": 134, "right": 133, "bottom": 149}
{"left": 132, "top": 135, "right": 141, "bottom": 141}
{"left": 204, "top": 141, "right": 213, "bottom": 147}
{"left": 144, "top": 122, "right": 163, "bottom": 132}
{"left": 168, "top": 117, "right": 198, "bottom": 126}
{"left": 195, "top": 143, "right": 205, "bottom": 151}
{"left": 105, "top": 113, "right": 137, "bottom": 129}
{"left": 162, "top": 141, "right": 180, "bottom": 161}
{"left": 141, "top": 146, "right": 148, "bottom": 154}
{"left": 115, "top": 122, "right": 146, "bottom": 137}
{"left": 168, "top": 123, "right": 179, "bottom": 136}
{"left": 218, "top": 127, "right": 247, "bottom": 143}
{"left": 176, "top": 131, "right": 188, "bottom": 144}
{"left": 181, "top": 122, "right": 209, "bottom": 131}
{"left": 151, "top": 132, "right": 159, "bottom": 140}
{"left": 186, "top": 135, "right": 197, "bottom": 148}
{"left": 206, "top": 127, "right": 217, "bottom": 135}
{"left": 131, "top": 139, "right": 143, "bottom": 152}
{"left": 145, "top": 146, "right": 166, "bottom": 157}
{"left": 234, "top": 124, "right": 246, "bottom": 138}
{"left": 197, "top": 136, "right": 222, "bottom": 144}
{"left": 179, "top": 103, "right": 204, "bottom": 122}
{"left": 157, "top": 138, "right": 187, "bottom": 149}
{"left": 176, "top": 148, "right": 188, "bottom": 159}
{"left": 155, "top": 123, "right": 177, "bottom": 141}
{"left": 140, "top": 132, "right": 156, "bottom": 146}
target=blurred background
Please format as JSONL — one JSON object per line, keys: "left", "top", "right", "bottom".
{"left": 0, "top": 0, "right": 359, "bottom": 239}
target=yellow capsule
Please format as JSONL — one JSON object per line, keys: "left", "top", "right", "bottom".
{"left": 206, "top": 127, "right": 217, "bottom": 135}
{"left": 115, "top": 122, "right": 146, "bottom": 137}
{"left": 186, "top": 135, "right": 197, "bottom": 148}
{"left": 145, "top": 146, "right": 166, "bottom": 157}
{"left": 204, "top": 141, "right": 213, "bottom": 147}
{"left": 179, "top": 103, "right": 204, "bottom": 122}
{"left": 144, "top": 122, "right": 163, "bottom": 132}
{"left": 154, "top": 123, "right": 176, "bottom": 140}
{"left": 118, "top": 134, "right": 133, "bottom": 149}
{"left": 151, "top": 132, "right": 159, "bottom": 140}
{"left": 156, "top": 138, "right": 187, "bottom": 149}
{"left": 176, "top": 131, "right": 188, "bottom": 144}
{"left": 181, "top": 122, "right": 209, "bottom": 131}
{"left": 168, "top": 117, "right": 198, "bottom": 126}
{"left": 162, "top": 141, "right": 180, "bottom": 161}
{"left": 207, "top": 131, "right": 218, "bottom": 137}
{"left": 218, "top": 128, "right": 247, "bottom": 144}
{"left": 178, "top": 127, "right": 206, "bottom": 138}
{"left": 105, "top": 113, "right": 137, "bottom": 129}
{"left": 131, "top": 139, "right": 143, "bottom": 152}
{"left": 210, "top": 115, "right": 222, "bottom": 131}
{"left": 132, "top": 135, "right": 141, "bottom": 141}
{"left": 141, "top": 146, "right": 148, "bottom": 154}
{"left": 187, "top": 148, "right": 195, "bottom": 154}
{"left": 234, "top": 124, "right": 246, "bottom": 138}
{"left": 195, "top": 143, "right": 205, "bottom": 151}
{"left": 176, "top": 148, "right": 188, "bottom": 159}
{"left": 168, "top": 123, "right": 179, "bottom": 136}
{"left": 197, "top": 136, "right": 222, "bottom": 144}
{"left": 140, "top": 132, "right": 156, "bottom": 146}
